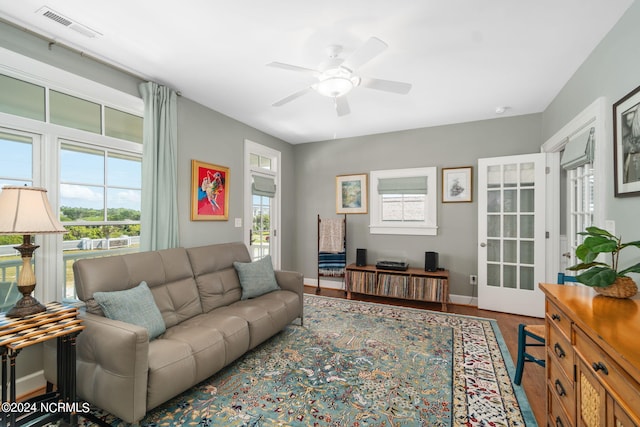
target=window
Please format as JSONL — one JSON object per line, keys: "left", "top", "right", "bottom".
{"left": 0, "top": 55, "right": 143, "bottom": 303}
{"left": 245, "top": 140, "right": 281, "bottom": 267}
{"left": 0, "top": 74, "right": 45, "bottom": 121}
{"left": 369, "top": 167, "right": 437, "bottom": 235}
{"left": 60, "top": 143, "right": 141, "bottom": 298}
{"left": 0, "top": 130, "right": 37, "bottom": 293}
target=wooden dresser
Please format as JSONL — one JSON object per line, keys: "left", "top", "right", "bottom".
{"left": 540, "top": 283, "right": 640, "bottom": 427}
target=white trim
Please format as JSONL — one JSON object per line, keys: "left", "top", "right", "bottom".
{"left": 369, "top": 225, "right": 438, "bottom": 236}
{"left": 544, "top": 152, "right": 561, "bottom": 286}
{"left": 1, "top": 50, "right": 144, "bottom": 302}
{"left": 0, "top": 47, "right": 143, "bottom": 115}
{"left": 305, "top": 278, "right": 345, "bottom": 290}
{"left": 369, "top": 166, "right": 438, "bottom": 236}
{"left": 15, "top": 370, "right": 45, "bottom": 398}
{"left": 541, "top": 97, "right": 607, "bottom": 283}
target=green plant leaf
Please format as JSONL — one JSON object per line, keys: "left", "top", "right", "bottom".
{"left": 582, "top": 236, "right": 618, "bottom": 254}
{"left": 619, "top": 262, "right": 640, "bottom": 276}
{"left": 567, "top": 261, "right": 608, "bottom": 271}
{"left": 619, "top": 240, "right": 640, "bottom": 250}
{"left": 576, "top": 267, "right": 617, "bottom": 287}
{"left": 575, "top": 243, "right": 603, "bottom": 263}
{"left": 583, "top": 226, "right": 616, "bottom": 238}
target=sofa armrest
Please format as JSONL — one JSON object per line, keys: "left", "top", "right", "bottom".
{"left": 275, "top": 270, "right": 304, "bottom": 321}
{"left": 75, "top": 312, "right": 150, "bottom": 424}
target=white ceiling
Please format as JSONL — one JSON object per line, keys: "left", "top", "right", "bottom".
{"left": 0, "top": 1, "right": 634, "bottom": 144}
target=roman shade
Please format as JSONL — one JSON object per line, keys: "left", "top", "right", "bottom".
{"left": 561, "top": 126, "right": 595, "bottom": 170}
{"left": 252, "top": 175, "right": 276, "bottom": 198}
{"left": 377, "top": 176, "right": 428, "bottom": 194}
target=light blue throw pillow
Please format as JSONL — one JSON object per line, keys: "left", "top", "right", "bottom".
{"left": 233, "top": 255, "right": 281, "bottom": 300}
{"left": 93, "top": 281, "right": 166, "bottom": 340}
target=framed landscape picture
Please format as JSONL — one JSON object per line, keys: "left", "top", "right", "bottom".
{"left": 442, "top": 166, "right": 473, "bottom": 203}
{"left": 613, "top": 84, "right": 640, "bottom": 197}
{"left": 191, "top": 160, "right": 229, "bottom": 220}
{"left": 336, "top": 173, "right": 368, "bottom": 214}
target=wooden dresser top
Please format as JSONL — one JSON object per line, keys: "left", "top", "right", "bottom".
{"left": 540, "top": 283, "right": 640, "bottom": 381}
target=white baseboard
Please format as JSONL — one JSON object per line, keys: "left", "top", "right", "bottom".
{"left": 16, "top": 370, "right": 45, "bottom": 397}
{"left": 450, "top": 295, "right": 478, "bottom": 306}
{"left": 305, "top": 278, "right": 345, "bottom": 290}
{"left": 305, "top": 278, "right": 478, "bottom": 307}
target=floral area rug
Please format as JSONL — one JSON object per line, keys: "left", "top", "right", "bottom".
{"left": 80, "top": 295, "right": 536, "bottom": 427}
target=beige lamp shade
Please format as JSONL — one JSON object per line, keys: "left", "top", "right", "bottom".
{"left": 0, "top": 186, "right": 67, "bottom": 235}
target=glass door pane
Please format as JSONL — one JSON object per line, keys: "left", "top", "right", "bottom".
{"left": 251, "top": 195, "right": 271, "bottom": 260}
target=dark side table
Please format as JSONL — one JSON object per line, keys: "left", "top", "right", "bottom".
{"left": 0, "top": 302, "right": 84, "bottom": 427}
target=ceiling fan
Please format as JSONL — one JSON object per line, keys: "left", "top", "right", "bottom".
{"left": 267, "top": 36, "right": 412, "bottom": 116}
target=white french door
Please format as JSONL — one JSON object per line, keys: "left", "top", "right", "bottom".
{"left": 478, "top": 153, "right": 546, "bottom": 317}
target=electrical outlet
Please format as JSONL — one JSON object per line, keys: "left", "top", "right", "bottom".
{"left": 470, "top": 275, "right": 478, "bottom": 286}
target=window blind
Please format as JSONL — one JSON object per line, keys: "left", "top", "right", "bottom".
{"left": 561, "top": 126, "right": 595, "bottom": 170}
{"left": 252, "top": 175, "right": 276, "bottom": 198}
{"left": 377, "top": 176, "right": 428, "bottom": 194}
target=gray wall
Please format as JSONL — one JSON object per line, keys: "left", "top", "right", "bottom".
{"left": 177, "top": 97, "right": 296, "bottom": 268}
{"left": 0, "top": 22, "right": 297, "bottom": 271}
{"left": 542, "top": 0, "right": 640, "bottom": 271}
{"left": 3, "top": 0, "right": 640, "bottom": 388}
{"left": 0, "top": 22, "right": 297, "bottom": 388}
{"left": 293, "top": 114, "right": 542, "bottom": 298}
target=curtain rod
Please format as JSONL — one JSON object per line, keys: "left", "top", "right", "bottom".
{"left": 1, "top": 17, "right": 182, "bottom": 96}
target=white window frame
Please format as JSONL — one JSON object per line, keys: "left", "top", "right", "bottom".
{"left": 369, "top": 167, "right": 438, "bottom": 236}
{"left": 0, "top": 47, "right": 143, "bottom": 302}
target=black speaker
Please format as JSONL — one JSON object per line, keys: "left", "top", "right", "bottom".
{"left": 356, "top": 248, "right": 367, "bottom": 266}
{"left": 425, "top": 251, "right": 439, "bottom": 272}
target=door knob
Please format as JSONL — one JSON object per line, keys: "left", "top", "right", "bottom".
{"left": 480, "top": 242, "right": 487, "bottom": 247}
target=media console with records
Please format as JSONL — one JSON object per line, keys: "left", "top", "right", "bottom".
{"left": 345, "top": 263, "right": 449, "bottom": 310}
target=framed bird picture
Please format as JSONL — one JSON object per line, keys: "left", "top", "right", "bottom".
{"left": 191, "top": 159, "right": 229, "bottom": 220}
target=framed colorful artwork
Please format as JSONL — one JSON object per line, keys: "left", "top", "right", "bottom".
{"left": 191, "top": 159, "right": 229, "bottom": 220}
{"left": 336, "top": 173, "right": 368, "bottom": 214}
{"left": 442, "top": 166, "right": 473, "bottom": 203}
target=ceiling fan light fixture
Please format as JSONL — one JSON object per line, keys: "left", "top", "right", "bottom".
{"left": 313, "top": 68, "right": 360, "bottom": 98}
{"left": 315, "top": 77, "right": 353, "bottom": 97}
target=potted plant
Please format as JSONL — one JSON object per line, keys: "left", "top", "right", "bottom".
{"left": 567, "top": 226, "right": 640, "bottom": 298}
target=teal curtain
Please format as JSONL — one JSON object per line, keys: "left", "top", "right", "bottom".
{"left": 139, "top": 82, "right": 179, "bottom": 251}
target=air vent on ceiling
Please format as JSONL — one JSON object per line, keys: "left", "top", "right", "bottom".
{"left": 36, "top": 6, "right": 102, "bottom": 38}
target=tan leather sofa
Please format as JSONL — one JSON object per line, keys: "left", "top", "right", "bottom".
{"left": 46, "top": 242, "right": 303, "bottom": 424}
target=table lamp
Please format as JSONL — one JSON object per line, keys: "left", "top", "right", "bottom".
{"left": 0, "top": 186, "right": 67, "bottom": 318}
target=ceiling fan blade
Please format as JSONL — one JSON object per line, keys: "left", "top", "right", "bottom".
{"left": 341, "top": 37, "right": 388, "bottom": 72}
{"left": 267, "top": 62, "right": 319, "bottom": 76}
{"left": 272, "top": 87, "right": 313, "bottom": 107}
{"left": 335, "top": 96, "right": 351, "bottom": 116}
{"left": 360, "top": 77, "right": 412, "bottom": 94}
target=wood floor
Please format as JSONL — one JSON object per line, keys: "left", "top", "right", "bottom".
{"left": 304, "top": 285, "right": 546, "bottom": 426}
